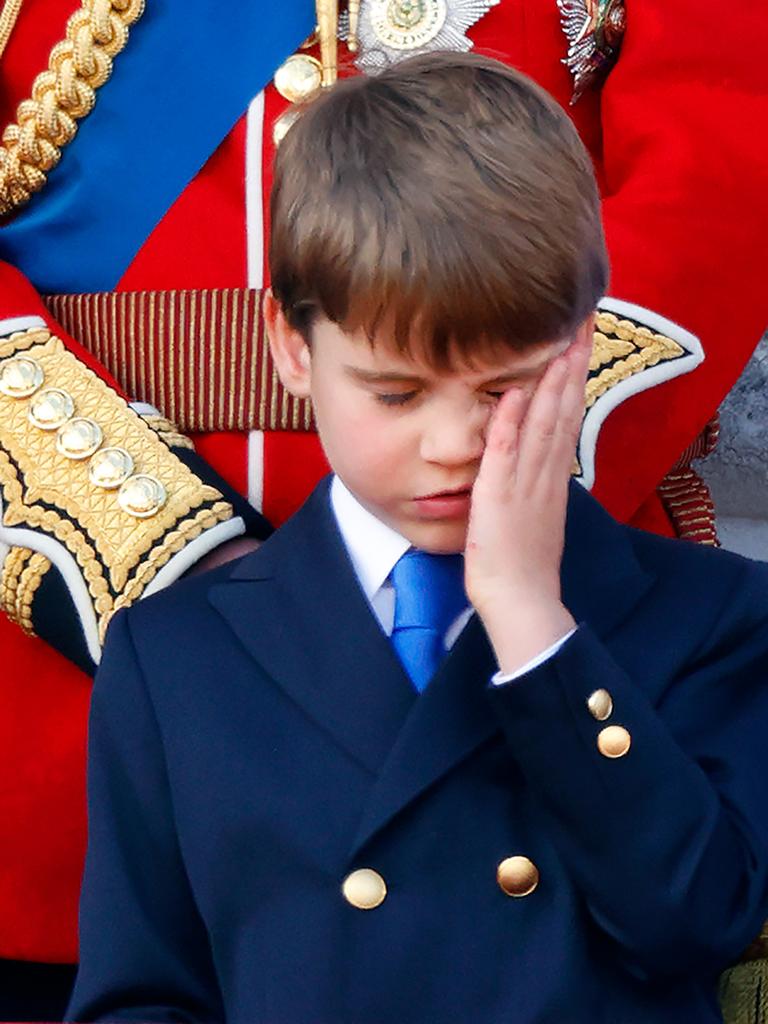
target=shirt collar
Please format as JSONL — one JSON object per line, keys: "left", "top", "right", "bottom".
{"left": 330, "top": 475, "right": 411, "bottom": 602}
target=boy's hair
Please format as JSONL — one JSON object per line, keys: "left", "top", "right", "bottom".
{"left": 269, "top": 51, "right": 608, "bottom": 367}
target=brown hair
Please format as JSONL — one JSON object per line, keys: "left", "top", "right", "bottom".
{"left": 269, "top": 51, "right": 608, "bottom": 367}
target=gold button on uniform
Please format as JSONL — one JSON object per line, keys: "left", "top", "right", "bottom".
{"left": 586, "top": 688, "right": 613, "bottom": 721}
{"left": 117, "top": 474, "right": 167, "bottom": 518}
{"left": 597, "top": 725, "right": 631, "bottom": 758}
{"left": 28, "top": 387, "right": 75, "bottom": 429}
{"left": 89, "top": 447, "right": 135, "bottom": 489}
{"left": 0, "top": 355, "right": 44, "bottom": 398}
{"left": 273, "top": 54, "right": 323, "bottom": 103}
{"left": 56, "top": 417, "right": 103, "bottom": 459}
{"left": 342, "top": 868, "right": 387, "bottom": 910}
{"left": 273, "top": 106, "right": 302, "bottom": 146}
{"left": 497, "top": 856, "right": 539, "bottom": 898}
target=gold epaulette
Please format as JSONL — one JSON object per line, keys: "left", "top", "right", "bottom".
{"left": 576, "top": 297, "right": 703, "bottom": 490}
{"left": 0, "top": 325, "right": 233, "bottom": 662}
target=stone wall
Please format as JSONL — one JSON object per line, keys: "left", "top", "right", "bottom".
{"left": 696, "top": 333, "right": 768, "bottom": 559}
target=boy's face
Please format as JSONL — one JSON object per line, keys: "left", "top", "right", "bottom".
{"left": 265, "top": 296, "right": 576, "bottom": 554}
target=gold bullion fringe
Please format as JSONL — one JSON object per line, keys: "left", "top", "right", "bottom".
{"left": 44, "top": 288, "right": 315, "bottom": 434}
{"left": 0, "top": 0, "right": 145, "bottom": 216}
{"left": 657, "top": 467, "right": 719, "bottom": 546}
{"left": 657, "top": 414, "right": 720, "bottom": 546}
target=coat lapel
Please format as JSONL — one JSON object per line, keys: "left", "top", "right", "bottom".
{"left": 349, "top": 481, "right": 656, "bottom": 858}
{"left": 207, "top": 480, "right": 416, "bottom": 776}
{"left": 210, "top": 477, "right": 655, "bottom": 857}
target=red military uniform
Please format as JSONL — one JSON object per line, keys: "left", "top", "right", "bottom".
{"left": 0, "top": 0, "right": 766, "bottom": 975}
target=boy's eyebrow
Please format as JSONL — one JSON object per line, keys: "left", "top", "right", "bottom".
{"left": 344, "top": 367, "right": 428, "bottom": 385}
{"left": 344, "top": 365, "right": 549, "bottom": 386}
{"left": 482, "top": 367, "right": 547, "bottom": 385}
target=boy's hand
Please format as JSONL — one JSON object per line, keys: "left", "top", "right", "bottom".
{"left": 464, "top": 331, "right": 592, "bottom": 675}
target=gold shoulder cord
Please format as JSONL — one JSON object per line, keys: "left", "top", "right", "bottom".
{"left": 0, "top": 0, "right": 24, "bottom": 61}
{"left": 0, "top": 0, "right": 145, "bottom": 216}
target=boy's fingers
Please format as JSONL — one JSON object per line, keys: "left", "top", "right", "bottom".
{"left": 474, "top": 387, "right": 528, "bottom": 493}
{"left": 556, "top": 337, "right": 591, "bottom": 443}
{"left": 515, "top": 354, "right": 570, "bottom": 486}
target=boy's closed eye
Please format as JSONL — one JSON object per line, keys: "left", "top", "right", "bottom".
{"left": 373, "top": 388, "right": 514, "bottom": 407}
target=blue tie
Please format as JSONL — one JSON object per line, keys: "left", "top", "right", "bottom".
{"left": 390, "top": 550, "right": 467, "bottom": 692}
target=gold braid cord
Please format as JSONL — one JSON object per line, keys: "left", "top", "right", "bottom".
{"left": 0, "top": 0, "right": 24, "bottom": 62}
{"left": 0, "top": 546, "right": 52, "bottom": 635}
{"left": 0, "top": 0, "right": 145, "bottom": 216}
{"left": 0, "top": 327, "right": 232, "bottom": 642}
{"left": 586, "top": 311, "right": 685, "bottom": 409}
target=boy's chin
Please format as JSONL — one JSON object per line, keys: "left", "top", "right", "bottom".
{"left": 400, "top": 519, "right": 469, "bottom": 555}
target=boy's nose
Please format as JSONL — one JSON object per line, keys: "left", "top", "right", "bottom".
{"left": 420, "top": 406, "right": 488, "bottom": 466}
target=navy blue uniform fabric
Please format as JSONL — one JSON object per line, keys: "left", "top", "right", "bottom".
{"left": 68, "top": 479, "right": 768, "bottom": 1023}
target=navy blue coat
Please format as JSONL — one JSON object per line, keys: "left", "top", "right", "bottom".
{"left": 68, "top": 480, "right": 768, "bottom": 1023}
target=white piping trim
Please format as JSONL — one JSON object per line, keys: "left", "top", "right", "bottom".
{"left": 143, "top": 516, "right": 246, "bottom": 597}
{"left": 0, "top": 315, "right": 47, "bottom": 337}
{"left": 576, "top": 297, "right": 704, "bottom": 491}
{"left": 245, "top": 91, "right": 266, "bottom": 290}
{"left": 248, "top": 430, "right": 265, "bottom": 512}
{"left": 130, "top": 401, "right": 162, "bottom": 417}
{"left": 1, "top": 497, "right": 245, "bottom": 661}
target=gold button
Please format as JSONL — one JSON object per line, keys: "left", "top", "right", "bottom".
{"left": 117, "top": 474, "right": 167, "bottom": 518}
{"left": 597, "top": 725, "right": 631, "bottom": 758}
{"left": 273, "top": 54, "right": 323, "bottom": 103}
{"left": 28, "top": 387, "right": 75, "bottom": 430}
{"left": 89, "top": 447, "right": 135, "bottom": 489}
{"left": 56, "top": 417, "right": 103, "bottom": 460}
{"left": 586, "top": 688, "right": 613, "bottom": 721}
{"left": 273, "top": 106, "right": 302, "bottom": 146}
{"left": 497, "top": 856, "right": 539, "bottom": 898}
{"left": 0, "top": 355, "right": 44, "bottom": 398}
{"left": 342, "top": 868, "right": 387, "bottom": 910}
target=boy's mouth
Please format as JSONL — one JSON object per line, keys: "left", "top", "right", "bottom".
{"left": 417, "top": 486, "right": 472, "bottom": 500}
{"left": 412, "top": 487, "right": 472, "bottom": 518}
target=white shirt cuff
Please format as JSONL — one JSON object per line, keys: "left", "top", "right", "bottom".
{"left": 491, "top": 628, "right": 577, "bottom": 685}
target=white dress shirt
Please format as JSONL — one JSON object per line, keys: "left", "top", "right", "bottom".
{"left": 330, "top": 476, "right": 573, "bottom": 684}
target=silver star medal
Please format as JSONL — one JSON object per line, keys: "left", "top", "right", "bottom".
{"left": 340, "top": 0, "right": 500, "bottom": 74}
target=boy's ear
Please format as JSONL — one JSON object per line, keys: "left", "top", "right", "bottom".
{"left": 575, "top": 312, "right": 595, "bottom": 347}
{"left": 263, "top": 288, "right": 312, "bottom": 398}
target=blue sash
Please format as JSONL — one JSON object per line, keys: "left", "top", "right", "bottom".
{"left": 0, "top": 1, "right": 313, "bottom": 293}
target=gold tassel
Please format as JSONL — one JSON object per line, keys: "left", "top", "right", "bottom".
{"left": 347, "top": 0, "right": 360, "bottom": 52}
{"left": 316, "top": 0, "right": 338, "bottom": 86}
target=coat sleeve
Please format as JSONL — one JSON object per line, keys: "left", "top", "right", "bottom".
{"left": 67, "top": 609, "right": 224, "bottom": 1023}
{"left": 589, "top": 0, "right": 768, "bottom": 520}
{"left": 487, "top": 557, "right": 768, "bottom": 977}
{"left": 0, "top": 260, "right": 271, "bottom": 674}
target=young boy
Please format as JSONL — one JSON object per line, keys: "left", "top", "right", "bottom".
{"left": 68, "top": 53, "right": 768, "bottom": 1023}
